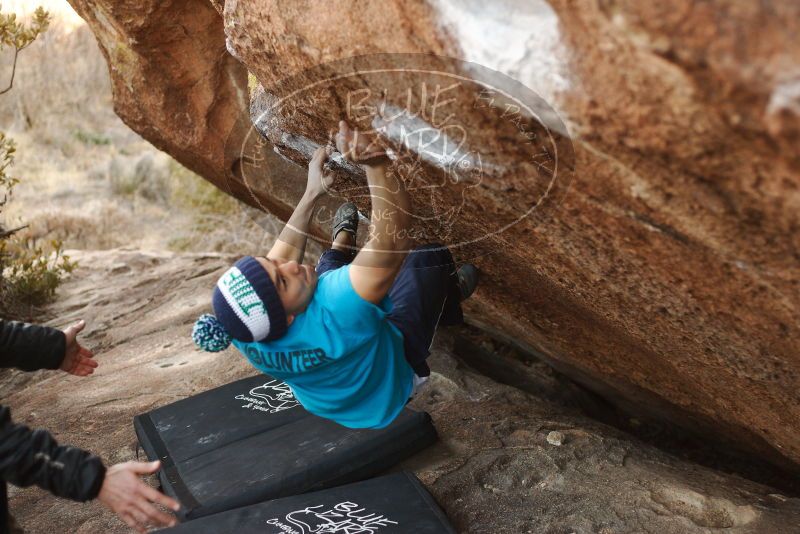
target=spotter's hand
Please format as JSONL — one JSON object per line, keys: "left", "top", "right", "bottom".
{"left": 60, "top": 319, "right": 98, "bottom": 377}
{"left": 98, "top": 461, "right": 181, "bottom": 534}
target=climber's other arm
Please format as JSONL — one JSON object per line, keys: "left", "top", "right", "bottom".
{"left": 335, "top": 121, "right": 412, "bottom": 305}
{"left": 267, "top": 146, "right": 334, "bottom": 264}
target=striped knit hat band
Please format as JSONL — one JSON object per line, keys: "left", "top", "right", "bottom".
{"left": 211, "top": 256, "right": 287, "bottom": 342}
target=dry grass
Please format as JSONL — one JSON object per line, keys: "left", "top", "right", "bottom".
{"left": 0, "top": 11, "right": 288, "bottom": 258}
{"left": 0, "top": 18, "right": 113, "bottom": 134}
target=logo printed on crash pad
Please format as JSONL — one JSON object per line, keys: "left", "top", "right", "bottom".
{"left": 235, "top": 380, "right": 299, "bottom": 414}
{"left": 266, "top": 500, "right": 398, "bottom": 533}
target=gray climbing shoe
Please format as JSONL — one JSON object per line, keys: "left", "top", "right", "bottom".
{"left": 332, "top": 202, "right": 359, "bottom": 242}
{"left": 457, "top": 264, "right": 479, "bottom": 301}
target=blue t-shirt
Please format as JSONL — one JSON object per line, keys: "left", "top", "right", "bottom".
{"left": 233, "top": 265, "right": 414, "bottom": 429}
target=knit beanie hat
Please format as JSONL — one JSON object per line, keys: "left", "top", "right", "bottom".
{"left": 192, "top": 256, "right": 288, "bottom": 352}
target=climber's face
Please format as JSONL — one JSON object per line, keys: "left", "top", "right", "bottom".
{"left": 256, "top": 257, "right": 318, "bottom": 325}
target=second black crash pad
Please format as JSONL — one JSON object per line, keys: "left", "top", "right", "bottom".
{"left": 158, "top": 471, "right": 455, "bottom": 533}
{"left": 134, "top": 375, "right": 437, "bottom": 520}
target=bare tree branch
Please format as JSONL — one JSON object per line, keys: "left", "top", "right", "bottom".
{"left": 0, "top": 224, "right": 28, "bottom": 239}
{"left": 0, "top": 47, "right": 20, "bottom": 96}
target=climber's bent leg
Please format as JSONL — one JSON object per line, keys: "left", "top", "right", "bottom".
{"left": 317, "top": 203, "right": 359, "bottom": 275}
{"left": 387, "top": 243, "right": 464, "bottom": 378}
{"left": 315, "top": 248, "right": 354, "bottom": 276}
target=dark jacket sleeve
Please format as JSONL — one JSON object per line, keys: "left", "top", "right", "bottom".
{"left": 0, "top": 405, "right": 106, "bottom": 501}
{"left": 0, "top": 319, "right": 65, "bottom": 371}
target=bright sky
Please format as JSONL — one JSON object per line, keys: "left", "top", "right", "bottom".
{"left": 2, "top": 0, "right": 84, "bottom": 29}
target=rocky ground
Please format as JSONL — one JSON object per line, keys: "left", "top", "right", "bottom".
{"left": 4, "top": 248, "right": 800, "bottom": 533}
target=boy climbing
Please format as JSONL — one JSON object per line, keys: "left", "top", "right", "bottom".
{"left": 193, "top": 121, "right": 478, "bottom": 428}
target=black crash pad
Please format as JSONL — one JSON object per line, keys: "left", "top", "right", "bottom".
{"left": 159, "top": 471, "right": 455, "bottom": 533}
{"left": 134, "top": 375, "right": 437, "bottom": 520}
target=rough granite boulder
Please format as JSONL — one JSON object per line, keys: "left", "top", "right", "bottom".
{"left": 66, "top": 0, "right": 800, "bottom": 471}
{"left": 4, "top": 249, "right": 800, "bottom": 533}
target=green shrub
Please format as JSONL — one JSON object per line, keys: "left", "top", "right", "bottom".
{"left": 0, "top": 134, "right": 75, "bottom": 318}
{"left": 0, "top": 238, "right": 75, "bottom": 315}
{"left": 0, "top": 6, "right": 50, "bottom": 96}
{"left": 73, "top": 128, "right": 111, "bottom": 146}
{"left": 0, "top": 7, "right": 76, "bottom": 319}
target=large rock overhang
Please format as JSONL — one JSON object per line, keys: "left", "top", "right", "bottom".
{"left": 68, "top": 0, "right": 800, "bottom": 470}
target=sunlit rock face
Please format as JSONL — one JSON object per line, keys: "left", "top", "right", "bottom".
{"left": 65, "top": 0, "right": 309, "bottom": 220}
{"left": 64, "top": 0, "right": 242, "bottom": 183}
{"left": 72, "top": 0, "right": 800, "bottom": 468}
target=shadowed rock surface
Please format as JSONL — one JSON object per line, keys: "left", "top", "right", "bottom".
{"left": 4, "top": 249, "right": 800, "bottom": 533}
{"left": 65, "top": 0, "right": 800, "bottom": 470}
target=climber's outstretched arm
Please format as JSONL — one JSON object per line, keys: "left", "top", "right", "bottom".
{"left": 335, "top": 121, "right": 412, "bottom": 304}
{"left": 267, "top": 146, "right": 333, "bottom": 263}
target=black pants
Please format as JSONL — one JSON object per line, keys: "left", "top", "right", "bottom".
{"left": 1, "top": 483, "right": 23, "bottom": 534}
{"left": 1, "top": 482, "right": 7, "bottom": 534}
{"left": 316, "top": 243, "right": 463, "bottom": 377}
